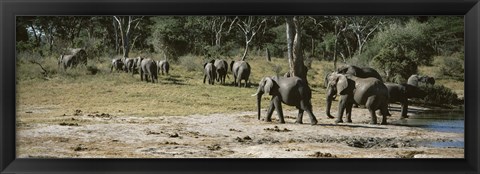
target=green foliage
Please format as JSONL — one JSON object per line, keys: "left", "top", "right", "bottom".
{"left": 369, "top": 19, "right": 435, "bottom": 82}
{"left": 179, "top": 55, "right": 204, "bottom": 72}
{"left": 417, "top": 85, "right": 461, "bottom": 106}
{"left": 433, "top": 52, "right": 464, "bottom": 81}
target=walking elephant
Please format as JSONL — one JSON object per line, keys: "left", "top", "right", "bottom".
{"left": 230, "top": 60, "right": 251, "bottom": 87}
{"left": 122, "top": 57, "right": 135, "bottom": 73}
{"left": 325, "top": 72, "right": 390, "bottom": 124}
{"left": 139, "top": 58, "right": 158, "bottom": 83}
{"left": 157, "top": 60, "right": 170, "bottom": 75}
{"left": 203, "top": 60, "right": 217, "bottom": 85}
{"left": 407, "top": 74, "right": 435, "bottom": 86}
{"left": 337, "top": 65, "right": 383, "bottom": 82}
{"left": 111, "top": 58, "right": 124, "bottom": 73}
{"left": 252, "top": 76, "right": 318, "bottom": 125}
{"left": 132, "top": 57, "right": 144, "bottom": 75}
{"left": 385, "top": 83, "right": 427, "bottom": 118}
{"left": 58, "top": 55, "right": 76, "bottom": 70}
{"left": 214, "top": 59, "right": 228, "bottom": 85}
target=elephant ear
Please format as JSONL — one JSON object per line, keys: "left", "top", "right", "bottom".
{"left": 336, "top": 75, "right": 349, "bottom": 95}
{"left": 264, "top": 77, "right": 275, "bottom": 95}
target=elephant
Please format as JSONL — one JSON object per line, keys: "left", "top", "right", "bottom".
{"left": 132, "top": 57, "right": 144, "bottom": 75}
{"left": 139, "top": 58, "right": 158, "bottom": 83}
{"left": 58, "top": 54, "right": 77, "bottom": 70}
{"left": 122, "top": 57, "right": 135, "bottom": 73}
{"left": 214, "top": 59, "right": 228, "bottom": 85}
{"left": 156, "top": 60, "right": 170, "bottom": 75}
{"left": 252, "top": 76, "right": 318, "bottom": 125}
{"left": 203, "top": 60, "right": 217, "bottom": 85}
{"left": 69, "top": 48, "right": 87, "bottom": 66}
{"left": 326, "top": 72, "right": 390, "bottom": 124}
{"left": 110, "top": 58, "right": 124, "bottom": 73}
{"left": 407, "top": 74, "right": 435, "bottom": 86}
{"left": 336, "top": 65, "right": 383, "bottom": 82}
{"left": 385, "top": 83, "right": 427, "bottom": 118}
{"left": 230, "top": 60, "right": 251, "bottom": 87}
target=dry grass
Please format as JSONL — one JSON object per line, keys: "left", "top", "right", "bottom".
{"left": 17, "top": 56, "right": 334, "bottom": 125}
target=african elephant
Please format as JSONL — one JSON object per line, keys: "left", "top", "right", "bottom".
{"left": 252, "top": 76, "right": 318, "bottom": 125}
{"left": 111, "top": 58, "right": 124, "bottom": 73}
{"left": 132, "top": 57, "right": 144, "bottom": 75}
{"left": 385, "top": 83, "right": 427, "bottom": 118}
{"left": 122, "top": 57, "right": 135, "bottom": 73}
{"left": 326, "top": 72, "right": 390, "bottom": 124}
{"left": 57, "top": 54, "right": 77, "bottom": 70}
{"left": 337, "top": 65, "right": 383, "bottom": 82}
{"left": 70, "top": 48, "right": 87, "bottom": 66}
{"left": 139, "top": 58, "right": 158, "bottom": 83}
{"left": 157, "top": 60, "right": 170, "bottom": 75}
{"left": 407, "top": 74, "right": 435, "bottom": 86}
{"left": 230, "top": 60, "right": 251, "bottom": 87}
{"left": 203, "top": 60, "right": 217, "bottom": 85}
{"left": 214, "top": 59, "right": 228, "bottom": 85}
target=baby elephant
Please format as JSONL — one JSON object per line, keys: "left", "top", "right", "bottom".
{"left": 252, "top": 76, "right": 318, "bottom": 125}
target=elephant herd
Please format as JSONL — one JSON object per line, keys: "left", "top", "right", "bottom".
{"left": 110, "top": 56, "right": 170, "bottom": 83}
{"left": 203, "top": 59, "right": 251, "bottom": 87}
{"left": 255, "top": 64, "right": 435, "bottom": 126}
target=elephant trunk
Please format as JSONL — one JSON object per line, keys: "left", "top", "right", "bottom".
{"left": 252, "top": 88, "right": 263, "bottom": 120}
{"left": 325, "top": 87, "right": 335, "bottom": 119}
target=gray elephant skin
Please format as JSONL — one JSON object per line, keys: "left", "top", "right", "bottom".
{"left": 139, "top": 58, "right": 158, "bottom": 83}
{"left": 214, "top": 59, "right": 228, "bottom": 85}
{"left": 230, "top": 60, "right": 251, "bottom": 87}
{"left": 111, "top": 58, "right": 124, "bottom": 73}
{"left": 385, "top": 83, "right": 427, "bottom": 118}
{"left": 337, "top": 65, "right": 383, "bottom": 82}
{"left": 157, "top": 60, "right": 170, "bottom": 75}
{"left": 122, "top": 58, "right": 135, "bottom": 73}
{"left": 58, "top": 55, "right": 76, "bottom": 70}
{"left": 252, "top": 76, "right": 318, "bottom": 125}
{"left": 203, "top": 60, "right": 217, "bottom": 85}
{"left": 326, "top": 72, "right": 390, "bottom": 124}
{"left": 407, "top": 74, "right": 435, "bottom": 86}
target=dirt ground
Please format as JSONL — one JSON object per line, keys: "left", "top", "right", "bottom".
{"left": 16, "top": 104, "right": 464, "bottom": 158}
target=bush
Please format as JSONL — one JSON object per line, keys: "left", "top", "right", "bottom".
{"left": 433, "top": 52, "right": 464, "bottom": 81}
{"left": 416, "top": 84, "right": 461, "bottom": 106}
{"left": 180, "top": 55, "right": 204, "bottom": 72}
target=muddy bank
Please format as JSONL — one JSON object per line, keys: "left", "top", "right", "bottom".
{"left": 17, "top": 106, "right": 464, "bottom": 158}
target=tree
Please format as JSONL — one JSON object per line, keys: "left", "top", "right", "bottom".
{"left": 113, "top": 16, "right": 144, "bottom": 58}
{"left": 235, "top": 16, "right": 267, "bottom": 60}
{"left": 286, "top": 16, "right": 307, "bottom": 81}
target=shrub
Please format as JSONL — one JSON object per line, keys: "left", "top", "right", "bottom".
{"left": 433, "top": 52, "right": 464, "bottom": 81}
{"left": 180, "top": 55, "right": 203, "bottom": 72}
{"left": 416, "top": 84, "right": 461, "bottom": 106}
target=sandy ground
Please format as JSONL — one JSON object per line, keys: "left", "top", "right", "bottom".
{"left": 16, "top": 105, "right": 464, "bottom": 158}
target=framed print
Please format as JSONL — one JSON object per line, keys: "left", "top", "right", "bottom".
{"left": 1, "top": 0, "right": 479, "bottom": 173}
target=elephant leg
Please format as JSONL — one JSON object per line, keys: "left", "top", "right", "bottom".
{"left": 273, "top": 96, "right": 285, "bottom": 124}
{"left": 266, "top": 99, "right": 275, "bottom": 122}
{"left": 380, "top": 103, "right": 389, "bottom": 125}
{"left": 345, "top": 102, "right": 353, "bottom": 123}
{"left": 400, "top": 102, "right": 408, "bottom": 118}
{"left": 300, "top": 101, "right": 318, "bottom": 125}
{"left": 203, "top": 75, "right": 207, "bottom": 84}
{"left": 335, "top": 96, "right": 348, "bottom": 123}
{"left": 296, "top": 109, "right": 304, "bottom": 124}
{"left": 365, "top": 97, "right": 378, "bottom": 124}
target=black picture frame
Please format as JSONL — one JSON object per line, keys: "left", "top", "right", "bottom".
{"left": 1, "top": 0, "right": 479, "bottom": 173}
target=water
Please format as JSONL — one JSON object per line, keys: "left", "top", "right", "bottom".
{"left": 391, "top": 111, "right": 464, "bottom": 148}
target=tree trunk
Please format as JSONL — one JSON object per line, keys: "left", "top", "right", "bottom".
{"left": 266, "top": 47, "right": 271, "bottom": 61}
{"left": 286, "top": 16, "right": 307, "bottom": 81}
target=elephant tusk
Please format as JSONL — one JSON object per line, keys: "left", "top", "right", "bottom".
{"left": 251, "top": 93, "right": 258, "bottom": 96}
